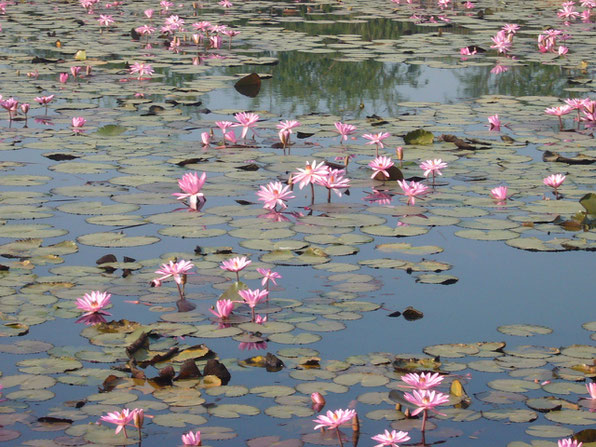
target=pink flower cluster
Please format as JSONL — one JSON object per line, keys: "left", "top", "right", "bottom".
{"left": 545, "top": 97, "right": 596, "bottom": 130}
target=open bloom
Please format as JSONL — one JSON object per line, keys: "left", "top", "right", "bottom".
{"left": 334, "top": 122, "right": 357, "bottom": 142}
{"left": 257, "top": 268, "right": 282, "bottom": 287}
{"left": 490, "top": 30, "right": 512, "bottom": 54}
{"left": 397, "top": 180, "right": 429, "bottom": 205}
{"left": 182, "top": 430, "right": 201, "bottom": 446}
{"left": 220, "top": 256, "right": 251, "bottom": 273}
{"left": 234, "top": 112, "right": 259, "bottom": 139}
{"left": 490, "top": 186, "right": 508, "bottom": 201}
{"left": 420, "top": 159, "right": 448, "bottom": 178}
{"left": 98, "top": 14, "right": 114, "bottom": 27}
{"left": 34, "top": 95, "right": 55, "bottom": 106}
{"left": 545, "top": 105, "right": 572, "bottom": 117}
{"left": 100, "top": 409, "right": 134, "bottom": 436}
{"left": 154, "top": 260, "right": 194, "bottom": 285}
{"left": 256, "top": 181, "right": 295, "bottom": 211}
{"left": 372, "top": 430, "right": 411, "bottom": 447}
{"left": 362, "top": 132, "right": 391, "bottom": 149}
{"left": 587, "top": 383, "right": 596, "bottom": 399}
{"left": 238, "top": 288, "right": 268, "bottom": 309}
{"left": 277, "top": 119, "right": 301, "bottom": 134}
{"left": 173, "top": 172, "right": 206, "bottom": 210}
{"left": 403, "top": 389, "right": 450, "bottom": 416}
{"left": 369, "top": 156, "right": 394, "bottom": 179}
{"left": 319, "top": 169, "right": 350, "bottom": 197}
{"left": 401, "top": 372, "right": 444, "bottom": 389}
{"left": 543, "top": 174, "right": 566, "bottom": 190}
{"left": 558, "top": 439, "right": 582, "bottom": 447}
{"left": 76, "top": 291, "right": 111, "bottom": 316}
{"left": 488, "top": 114, "right": 501, "bottom": 131}
{"left": 129, "top": 62, "right": 153, "bottom": 79}
{"left": 313, "top": 409, "right": 357, "bottom": 430}
{"left": 210, "top": 299, "right": 234, "bottom": 319}
{"left": 292, "top": 160, "right": 330, "bottom": 189}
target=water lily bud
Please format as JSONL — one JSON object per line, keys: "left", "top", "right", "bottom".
{"left": 396, "top": 146, "right": 403, "bottom": 160}
{"left": 132, "top": 409, "right": 144, "bottom": 428}
{"left": 351, "top": 413, "right": 360, "bottom": 433}
{"left": 311, "top": 392, "right": 325, "bottom": 406}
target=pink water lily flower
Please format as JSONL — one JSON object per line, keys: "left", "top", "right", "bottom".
{"left": 313, "top": 409, "right": 357, "bottom": 430}
{"left": 397, "top": 180, "right": 429, "bottom": 205}
{"left": 154, "top": 260, "right": 194, "bottom": 285}
{"left": 98, "top": 14, "right": 114, "bottom": 27}
{"left": 238, "top": 288, "right": 268, "bottom": 308}
{"left": 210, "top": 299, "right": 234, "bottom": 319}
{"left": 319, "top": 169, "right": 350, "bottom": 199}
{"left": 219, "top": 0, "right": 233, "bottom": 7}
{"left": 254, "top": 314, "right": 267, "bottom": 324}
{"left": 586, "top": 383, "right": 596, "bottom": 399}
{"left": 545, "top": 105, "right": 572, "bottom": 130}
{"left": 490, "top": 30, "right": 512, "bottom": 54}
{"left": 34, "top": 95, "right": 55, "bottom": 106}
{"left": 487, "top": 114, "right": 501, "bottom": 131}
{"left": 257, "top": 268, "right": 282, "bottom": 287}
{"left": 292, "top": 160, "right": 330, "bottom": 190}
{"left": 543, "top": 173, "right": 566, "bottom": 190}
{"left": 70, "top": 66, "right": 82, "bottom": 77}
{"left": 76, "top": 291, "right": 112, "bottom": 316}
{"left": 371, "top": 429, "right": 411, "bottom": 447}
{"left": 181, "top": 430, "right": 201, "bottom": 446}
{"left": 129, "top": 62, "right": 154, "bottom": 80}
{"left": 502, "top": 23, "right": 520, "bottom": 35}
{"left": 100, "top": 409, "right": 134, "bottom": 437}
{"left": 401, "top": 372, "right": 444, "bottom": 389}
{"left": 558, "top": 439, "right": 582, "bottom": 447}
{"left": 490, "top": 185, "right": 508, "bottom": 202}
{"left": 72, "top": 117, "right": 86, "bottom": 133}
{"left": 334, "top": 122, "right": 357, "bottom": 143}
{"left": 420, "top": 159, "right": 448, "bottom": 179}
{"left": 220, "top": 256, "right": 251, "bottom": 282}
{"left": 201, "top": 131, "right": 211, "bottom": 147}
{"left": 59, "top": 73, "right": 69, "bottom": 83}
{"left": 277, "top": 119, "right": 301, "bottom": 133}
{"left": 363, "top": 132, "right": 391, "bottom": 156}
{"left": 369, "top": 156, "right": 394, "bottom": 179}
{"left": 238, "top": 288, "right": 268, "bottom": 320}
{"left": 256, "top": 181, "right": 295, "bottom": 211}
{"left": 403, "top": 389, "right": 449, "bottom": 416}
{"left": 173, "top": 172, "right": 206, "bottom": 210}
{"left": 234, "top": 112, "right": 259, "bottom": 139}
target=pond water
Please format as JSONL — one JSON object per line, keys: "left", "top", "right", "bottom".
{"left": 0, "top": 0, "right": 595, "bottom": 446}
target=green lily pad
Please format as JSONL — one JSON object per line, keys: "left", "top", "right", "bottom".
{"left": 497, "top": 324, "right": 553, "bottom": 336}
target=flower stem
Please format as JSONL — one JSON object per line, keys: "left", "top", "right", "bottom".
{"left": 421, "top": 409, "right": 427, "bottom": 433}
{"left": 335, "top": 428, "right": 344, "bottom": 447}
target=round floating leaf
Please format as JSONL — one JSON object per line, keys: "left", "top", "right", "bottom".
{"left": 482, "top": 409, "right": 537, "bottom": 423}
{"left": 250, "top": 386, "right": 295, "bottom": 398}
{"left": 487, "top": 379, "right": 541, "bottom": 393}
{"left": 208, "top": 404, "right": 260, "bottom": 418}
{"left": 264, "top": 405, "right": 313, "bottom": 419}
{"left": 542, "top": 382, "right": 588, "bottom": 395}
{"left": 497, "top": 325, "right": 553, "bottom": 337}
{"left": 525, "top": 425, "right": 573, "bottom": 438}
{"left": 333, "top": 372, "right": 389, "bottom": 387}
{"left": 17, "top": 358, "right": 82, "bottom": 374}
{"left": 504, "top": 345, "right": 560, "bottom": 359}
{"left": 269, "top": 333, "right": 321, "bottom": 345}
{"left": 77, "top": 232, "right": 159, "bottom": 247}
{"left": 560, "top": 345, "right": 596, "bottom": 359}
{"left": 152, "top": 413, "right": 207, "bottom": 427}
{"left": 526, "top": 397, "right": 564, "bottom": 413}
{"left": 295, "top": 382, "right": 348, "bottom": 395}
{"left": 436, "top": 409, "right": 481, "bottom": 422}
{"left": 205, "top": 386, "right": 249, "bottom": 398}
{"left": 545, "top": 410, "right": 596, "bottom": 425}
{"left": 424, "top": 344, "right": 479, "bottom": 358}
{"left": 416, "top": 274, "right": 458, "bottom": 285}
